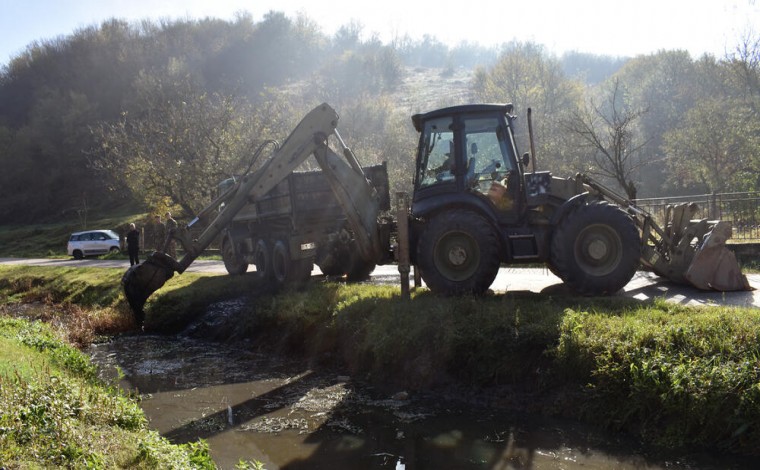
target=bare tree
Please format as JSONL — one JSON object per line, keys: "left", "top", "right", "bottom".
{"left": 564, "top": 78, "right": 649, "bottom": 199}
{"left": 727, "top": 30, "right": 760, "bottom": 112}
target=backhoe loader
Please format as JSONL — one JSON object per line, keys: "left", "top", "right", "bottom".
{"left": 122, "top": 102, "right": 750, "bottom": 321}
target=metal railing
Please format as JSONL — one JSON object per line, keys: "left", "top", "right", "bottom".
{"left": 635, "top": 192, "right": 760, "bottom": 241}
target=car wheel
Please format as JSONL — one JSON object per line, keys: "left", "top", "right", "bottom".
{"left": 73, "top": 250, "right": 84, "bottom": 260}
{"left": 109, "top": 246, "right": 120, "bottom": 254}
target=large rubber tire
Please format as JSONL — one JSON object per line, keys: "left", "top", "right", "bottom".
{"left": 316, "top": 244, "right": 348, "bottom": 276}
{"left": 222, "top": 237, "right": 248, "bottom": 275}
{"left": 550, "top": 201, "right": 640, "bottom": 295}
{"left": 253, "top": 239, "right": 272, "bottom": 282}
{"left": 270, "top": 240, "right": 312, "bottom": 288}
{"left": 73, "top": 250, "right": 84, "bottom": 260}
{"left": 317, "top": 240, "right": 374, "bottom": 281}
{"left": 416, "top": 209, "right": 501, "bottom": 295}
{"left": 345, "top": 251, "right": 375, "bottom": 282}
{"left": 318, "top": 258, "right": 346, "bottom": 277}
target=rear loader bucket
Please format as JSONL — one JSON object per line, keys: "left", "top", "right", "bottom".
{"left": 684, "top": 221, "right": 752, "bottom": 291}
{"left": 122, "top": 252, "right": 180, "bottom": 324}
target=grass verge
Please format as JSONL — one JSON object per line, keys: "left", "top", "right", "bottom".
{"left": 2, "top": 265, "right": 759, "bottom": 458}
{"left": 0, "top": 313, "right": 217, "bottom": 468}
{"left": 221, "top": 282, "right": 760, "bottom": 456}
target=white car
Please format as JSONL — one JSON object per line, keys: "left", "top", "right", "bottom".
{"left": 67, "top": 230, "right": 121, "bottom": 259}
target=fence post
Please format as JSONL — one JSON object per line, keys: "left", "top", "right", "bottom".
{"left": 710, "top": 192, "right": 718, "bottom": 220}
{"left": 396, "top": 192, "right": 411, "bottom": 300}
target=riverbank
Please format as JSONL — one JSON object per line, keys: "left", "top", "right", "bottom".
{"left": 0, "top": 304, "right": 220, "bottom": 468}
{"left": 1, "top": 264, "right": 759, "bottom": 463}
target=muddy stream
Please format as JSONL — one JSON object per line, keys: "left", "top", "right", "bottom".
{"left": 88, "top": 303, "right": 754, "bottom": 470}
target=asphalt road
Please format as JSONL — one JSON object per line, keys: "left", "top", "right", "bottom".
{"left": 1, "top": 257, "right": 758, "bottom": 308}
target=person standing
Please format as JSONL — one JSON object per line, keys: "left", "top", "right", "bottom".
{"left": 126, "top": 223, "right": 140, "bottom": 266}
{"left": 165, "top": 211, "right": 178, "bottom": 258}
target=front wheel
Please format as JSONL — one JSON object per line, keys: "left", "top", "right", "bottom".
{"left": 222, "top": 237, "right": 248, "bottom": 275}
{"left": 550, "top": 201, "right": 640, "bottom": 295}
{"left": 416, "top": 209, "right": 501, "bottom": 295}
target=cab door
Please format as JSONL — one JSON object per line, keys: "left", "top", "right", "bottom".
{"left": 461, "top": 114, "right": 521, "bottom": 224}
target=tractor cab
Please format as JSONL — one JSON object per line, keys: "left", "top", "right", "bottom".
{"left": 412, "top": 104, "right": 525, "bottom": 224}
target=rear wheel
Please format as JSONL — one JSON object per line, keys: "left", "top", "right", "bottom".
{"left": 416, "top": 209, "right": 501, "bottom": 295}
{"left": 316, "top": 243, "right": 347, "bottom": 276}
{"left": 73, "top": 250, "right": 84, "bottom": 260}
{"left": 222, "top": 237, "right": 248, "bottom": 275}
{"left": 272, "top": 240, "right": 312, "bottom": 288}
{"left": 317, "top": 239, "right": 374, "bottom": 281}
{"left": 253, "top": 239, "right": 272, "bottom": 282}
{"left": 346, "top": 251, "right": 375, "bottom": 282}
{"left": 550, "top": 201, "right": 640, "bottom": 295}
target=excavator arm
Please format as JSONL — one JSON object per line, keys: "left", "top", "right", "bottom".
{"left": 122, "top": 103, "right": 383, "bottom": 319}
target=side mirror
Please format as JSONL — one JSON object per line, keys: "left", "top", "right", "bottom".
{"left": 522, "top": 152, "right": 530, "bottom": 167}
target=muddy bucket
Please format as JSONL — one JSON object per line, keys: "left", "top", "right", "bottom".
{"left": 684, "top": 221, "right": 752, "bottom": 291}
{"left": 122, "top": 252, "right": 180, "bottom": 323}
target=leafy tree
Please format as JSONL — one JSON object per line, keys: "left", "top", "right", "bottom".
{"left": 611, "top": 50, "right": 699, "bottom": 195}
{"left": 332, "top": 96, "right": 417, "bottom": 193}
{"left": 471, "top": 42, "right": 585, "bottom": 174}
{"left": 92, "top": 69, "right": 258, "bottom": 216}
{"left": 663, "top": 97, "right": 760, "bottom": 192}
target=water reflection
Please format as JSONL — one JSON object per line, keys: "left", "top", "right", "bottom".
{"left": 90, "top": 335, "right": 754, "bottom": 470}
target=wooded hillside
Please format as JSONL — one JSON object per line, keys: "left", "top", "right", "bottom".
{"left": 1, "top": 11, "right": 758, "bottom": 223}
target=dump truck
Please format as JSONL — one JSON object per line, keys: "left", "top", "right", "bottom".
{"left": 122, "top": 102, "right": 750, "bottom": 321}
{"left": 216, "top": 162, "right": 390, "bottom": 284}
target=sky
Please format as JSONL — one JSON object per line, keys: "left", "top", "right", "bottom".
{"left": 2, "top": 0, "right": 759, "bottom": 66}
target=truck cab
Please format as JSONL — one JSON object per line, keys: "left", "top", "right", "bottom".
{"left": 412, "top": 103, "right": 524, "bottom": 226}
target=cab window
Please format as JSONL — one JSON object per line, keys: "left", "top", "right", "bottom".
{"left": 463, "top": 116, "right": 514, "bottom": 196}
{"left": 416, "top": 116, "right": 455, "bottom": 188}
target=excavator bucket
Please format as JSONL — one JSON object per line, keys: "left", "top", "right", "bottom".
{"left": 122, "top": 252, "right": 180, "bottom": 323}
{"left": 684, "top": 221, "right": 751, "bottom": 291}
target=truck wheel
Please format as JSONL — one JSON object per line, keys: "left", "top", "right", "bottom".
{"left": 417, "top": 209, "right": 501, "bottom": 295}
{"left": 253, "top": 239, "right": 272, "bottom": 282}
{"left": 222, "top": 237, "right": 248, "bottom": 275}
{"left": 346, "top": 252, "right": 375, "bottom": 282}
{"left": 271, "top": 240, "right": 312, "bottom": 287}
{"left": 316, "top": 246, "right": 347, "bottom": 276}
{"left": 550, "top": 201, "right": 640, "bottom": 295}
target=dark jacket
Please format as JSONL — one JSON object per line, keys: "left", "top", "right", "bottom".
{"left": 126, "top": 229, "right": 140, "bottom": 248}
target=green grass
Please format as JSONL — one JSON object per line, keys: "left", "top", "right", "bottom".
{"left": 2, "top": 264, "right": 760, "bottom": 457}
{"left": 0, "top": 211, "right": 145, "bottom": 258}
{"left": 0, "top": 316, "right": 217, "bottom": 468}
{"left": 0, "top": 265, "right": 125, "bottom": 306}
{"left": 235, "top": 283, "right": 760, "bottom": 455}
{"left": 554, "top": 300, "right": 760, "bottom": 452}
